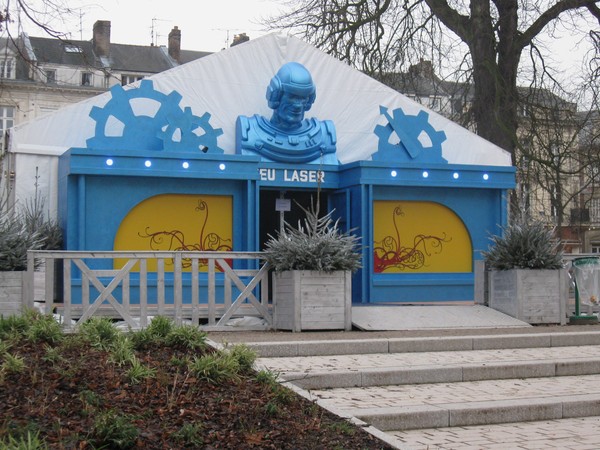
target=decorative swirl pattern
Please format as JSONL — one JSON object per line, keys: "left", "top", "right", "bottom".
{"left": 373, "top": 206, "right": 450, "bottom": 272}
{"left": 138, "top": 198, "right": 232, "bottom": 269}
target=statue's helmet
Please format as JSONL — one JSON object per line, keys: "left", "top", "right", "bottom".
{"left": 266, "top": 62, "right": 316, "bottom": 111}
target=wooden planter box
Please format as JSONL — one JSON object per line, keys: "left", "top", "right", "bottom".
{"left": 0, "top": 271, "right": 25, "bottom": 317}
{"left": 489, "top": 269, "right": 568, "bottom": 325}
{"left": 273, "top": 270, "right": 352, "bottom": 332}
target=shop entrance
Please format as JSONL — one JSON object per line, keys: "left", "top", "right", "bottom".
{"left": 259, "top": 190, "right": 329, "bottom": 250}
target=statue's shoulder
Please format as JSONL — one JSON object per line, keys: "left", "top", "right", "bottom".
{"left": 236, "top": 114, "right": 264, "bottom": 141}
{"left": 311, "top": 118, "right": 337, "bottom": 146}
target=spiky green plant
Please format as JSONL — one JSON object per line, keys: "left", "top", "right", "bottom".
{"left": 264, "top": 198, "right": 361, "bottom": 273}
{"left": 165, "top": 324, "right": 207, "bottom": 350}
{"left": 89, "top": 410, "right": 138, "bottom": 449}
{"left": 0, "top": 211, "right": 42, "bottom": 271}
{"left": 108, "top": 335, "right": 135, "bottom": 366}
{"left": 190, "top": 352, "right": 241, "bottom": 384}
{"left": 0, "top": 431, "right": 48, "bottom": 450}
{"left": 172, "top": 422, "right": 204, "bottom": 447}
{"left": 78, "top": 317, "right": 120, "bottom": 351}
{"left": 483, "top": 218, "right": 563, "bottom": 270}
{"left": 124, "top": 356, "right": 156, "bottom": 385}
{"left": 0, "top": 194, "right": 62, "bottom": 271}
{"left": 25, "top": 313, "right": 63, "bottom": 345}
{"left": 226, "top": 344, "right": 257, "bottom": 373}
{"left": 2, "top": 352, "right": 26, "bottom": 375}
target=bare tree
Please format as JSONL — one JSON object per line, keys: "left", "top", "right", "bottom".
{"left": 266, "top": 0, "right": 600, "bottom": 163}
{"left": 1, "top": 0, "right": 82, "bottom": 39}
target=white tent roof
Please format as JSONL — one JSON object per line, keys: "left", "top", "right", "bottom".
{"left": 9, "top": 33, "right": 512, "bottom": 214}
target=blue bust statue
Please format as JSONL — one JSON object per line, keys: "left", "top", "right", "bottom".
{"left": 236, "top": 62, "right": 338, "bottom": 164}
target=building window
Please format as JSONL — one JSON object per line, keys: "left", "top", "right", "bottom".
{"left": 590, "top": 198, "right": 600, "bottom": 223}
{"left": 121, "top": 74, "right": 144, "bottom": 86}
{"left": 519, "top": 104, "right": 530, "bottom": 117}
{"left": 0, "top": 105, "right": 14, "bottom": 150}
{"left": 45, "top": 70, "right": 56, "bottom": 84}
{"left": 452, "top": 99, "right": 463, "bottom": 114}
{"left": 64, "top": 44, "right": 83, "bottom": 53}
{"left": 0, "top": 58, "right": 14, "bottom": 79}
{"left": 81, "top": 72, "right": 92, "bottom": 86}
{"left": 429, "top": 96, "right": 441, "bottom": 111}
{"left": 592, "top": 243, "right": 600, "bottom": 254}
{"left": 550, "top": 184, "right": 557, "bottom": 218}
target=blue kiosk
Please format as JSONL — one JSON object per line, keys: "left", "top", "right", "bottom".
{"left": 56, "top": 34, "right": 515, "bottom": 306}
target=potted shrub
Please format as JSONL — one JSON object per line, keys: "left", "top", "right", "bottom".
{"left": 0, "top": 197, "right": 62, "bottom": 317}
{"left": 264, "top": 198, "right": 361, "bottom": 331}
{"left": 482, "top": 217, "right": 567, "bottom": 324}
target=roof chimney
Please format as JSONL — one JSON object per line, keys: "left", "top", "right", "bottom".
{"left": 93, "top": 20, "right": 111, "bottom": 57}
{"left": 408, "top": 59, "right": 435, "bottom": 78}
{"left": 231, "top": 33, "right": 250, "bottom": 47}
{"left": 168, "top": 26, "right": 181, "bottom": 62}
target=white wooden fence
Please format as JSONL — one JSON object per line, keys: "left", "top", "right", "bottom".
{"left": 25, "top": 250, "right": 271, "bottom": 331}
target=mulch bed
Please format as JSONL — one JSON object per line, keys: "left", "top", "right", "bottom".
{"left": 0, "top": 338, "right": 394, "bottom": 449}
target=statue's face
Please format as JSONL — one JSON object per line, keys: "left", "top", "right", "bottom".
{"left": 273, "top": 91, "right": 311, "bottom": 130}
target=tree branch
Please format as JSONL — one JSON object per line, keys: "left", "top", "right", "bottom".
{"left": 422, "top": 0, "right": 471, "bottom": 42}
{"left": 519, "top": 0, "right": 600, "bottom": 50}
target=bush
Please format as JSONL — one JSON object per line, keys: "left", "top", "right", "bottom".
{"left": 483, "top": 218, "right": 563, "bottom": 270}
{"left": 0, "top": 196, "right": 62, "bottom": 271}
{"left": 264, "top": 198, "right": 361, "bottom": 273}
{"left": 0, "top": 212, "right": 43, "bottom": 271}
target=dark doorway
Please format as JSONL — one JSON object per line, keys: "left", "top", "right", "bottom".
{"left": 259, "top": 190, "right": 329, "bottom": 250}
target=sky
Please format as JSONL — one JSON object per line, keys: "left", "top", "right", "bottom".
{"left": 12, "top": 0, "right": 284, "bottom": 52}
{"left": 7, "top": 0, "right": 596, "bottom": 93}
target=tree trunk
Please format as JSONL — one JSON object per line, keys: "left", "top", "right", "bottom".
{"left": 469, "top": 0, "right": 520, "bottom": 164}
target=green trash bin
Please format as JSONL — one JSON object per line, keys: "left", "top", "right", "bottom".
{"left": 571, "top": 257, "right": 600, "bottom": 322}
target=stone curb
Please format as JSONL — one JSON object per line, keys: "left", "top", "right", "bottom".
{"left": 246, "top": 331, "right": 600, "bottom": 357}
{"left": 351, "top": 393, "right": 600, "bottom": 431}
{"left": 278, "top": 358, "right": 600, "bottom": 389}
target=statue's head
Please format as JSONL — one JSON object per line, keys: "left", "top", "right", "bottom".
{"left": 266, "top": 62, "right": 316, "bottom": 130}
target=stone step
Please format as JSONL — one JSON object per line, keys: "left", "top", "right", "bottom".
{"left": 245, "top": 330, "right": 600, "bottom": 357}
{"left": 308, "top": 374, "right": 600, "bottom": 431}
{"left": 211, "top": 328, "right": 600, "bottom": 447}
{"left": 257, "top": 345, "right": 600, "bottom": 389}
{"left": 273, "top": 358, "right": 600, "bottom": 390}
{"left": 389, "top": 415, "right": 600, "bottom": 450}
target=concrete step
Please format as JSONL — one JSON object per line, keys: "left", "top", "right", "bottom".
{"left": 390, "top": 415, "right": 600, "bottom": 449}
{"left": 309, "top": 374, "right": 600, "bottom": 431}
{"left": 246, "top": 330, "right": 600, "bottom": 357}
{"left": 269, "top": 358, "right": 600, "bottom": 390}
{"left": 224, "top": 329, "right": 600, "bottom": 448}
{"left": 257, "top": 345, "right": 600, "bottom": 389}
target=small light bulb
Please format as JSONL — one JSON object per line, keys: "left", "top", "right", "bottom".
{"left": 453, "top": 172, "right": 459, "bottom": 179}
{"left": 144, "top": 160, "right": 152, "bottom": 168}
{"left": 391, "top": 170, "right": 397, "bottom": 177}
{"left": 219, "top": 163, "right": 226, "bottom": 171}
{"left": 182, "top": 161, "right": 189, "bottom": 169}
{"left": 422, "top": 171, "right": 429, "bottom": 178}
{"left": 483, "top": 173, "right": 489, "bottom": 180}
{"left": 105, "top": 158, "right": 113, "bottom": 166}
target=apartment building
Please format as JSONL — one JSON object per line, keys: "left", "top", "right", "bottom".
{"left": 0, "top": 21, "right": 211, "bottom": 145}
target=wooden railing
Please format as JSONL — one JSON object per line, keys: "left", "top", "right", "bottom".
{"left": 25, "top": 250, "right": 272, "bottom": 331}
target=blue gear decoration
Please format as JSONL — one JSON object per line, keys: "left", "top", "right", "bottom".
{"left": 158, "top": 107, "right": 224, "bottom": 154}
{"left": 86, "top": 79, "right": 223, "bottom": 153}
{"left": 372, "top": 106, "right": 447, "bottom": 164}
